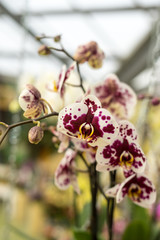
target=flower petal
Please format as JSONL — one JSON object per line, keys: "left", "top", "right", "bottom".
{"left": 89, "top": 108, "right": 119, "bottom": 146}
{"left": 96, "top": 163, "right": 118, "bottom": 172}
{"left": 57, "top": 102, "right": 88, "bottom": 137}
{"left": 129, "top": 142, "right": 146, "bottom": 173}
{"left": 19, "top": 84, "right": 41, "bottom": 111}
{"left": 57, "top": 65, "right": 66, "bottom": 97}
{"left": 132, "top": 174, "right": 156, "bottom": 208}
{"left": 23, "top": 103, "right": 43, "bottom": 119}
{"left": 96, "top": 139, "right": 122, "bottom": 166}
{"left": 117, "top": 174, "right": 156, "bottom": 208}
{"left": 82, "top": 95, "right": 102, "bottom": 114}
{"left": 119, "top": 120, "right": 137, "bottom": 142}
{"left": 119, "top": 82, "right": 137, "bottom": 119}
{"left": 105, "top": 184, "right": 121, "bottom": 198}
{"left": 70, "top": 175, "right": 80, "bottom": 194}
{"left": 54, "top": 149, "right": 78, "bottom": 191}
{"left": 64, "top": 62, "right": 76, "bottom": 82}
{"left": 116, "top": 174, "right": 136, "bottom": 203}
{"left": 92, "top": 74, "right": 137, "bottom": 120}
{"left": 58, "top": 135, "right": 70, "bottom": 153}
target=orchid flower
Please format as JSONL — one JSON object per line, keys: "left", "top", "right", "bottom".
{"left": 19, "top": 84, "right": 50, "bottom": 119}
{"left": 105, "top": 173, "right": 156, "bottom": 208}
{"left": 46, "top": 62, "right": 76, "bottom": 98}
{"left": 57, "top": 95, "right": 119, "bottom": 147}
{"left": 92, "top": 74, "right": 137, "bottom": 120}
{"left": 96, "top": 120, "right": 146, "bottom": 174}
{"left": 74, "top": 41, "right": 105, "bottom": 69}
{"left": 55, "top": 149, "right": 80, "bottom": 194}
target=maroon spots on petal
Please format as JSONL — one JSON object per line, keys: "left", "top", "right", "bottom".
{"left": 63, "top": 113, "right": 86, "bottom": 134}
{"left": 107, "top": 116, "right": 111, "bottom": 120}
{"left": 23, "top": 96, "right": 30, "bottom": 102}
{"left": 63, "top": 114, "right": 72, "bottom": 123}
{"left": 99, "top": 111, "right": 102, "bottom": 117}
{"left": 102, "top": 115, "right": 106, "bottom": 120}
{"left": 84, "top": 98, "right": 98, "bottom": 112}
{"left": 78, "top": 108, "right": 81, "bottom": 111}
{"left": 103, "top": 124, "right": 115, "bottom": 133}
{"left": 74, "top": 115, "right": 77, "bottom": 119}
{"left": 91, "top": 116, "right": 103, "bottom": 139}
{"left": 127, "top": 129, "right": 132, "bottom": 136}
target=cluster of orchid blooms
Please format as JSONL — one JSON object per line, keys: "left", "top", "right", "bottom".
{"left": 16, "top": 40, "right": 156, "bottom": 210}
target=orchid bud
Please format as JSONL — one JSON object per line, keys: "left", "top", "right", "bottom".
{"left": 88, "top": 52, "right": 104, "bottom": 69}
{"left": 74, "top": 41, "right": 105, "bottom": 68}
{"left": 28, "top": 126, "right": 44, "bottom": 144}
{"left": 151, "top": 97, "right": 160, "bottom": 106}
{"left": 38, "top": 45, "right": 51, "bottom": 55}
{"left": 54, "top": 35, "right": 61, "bottom": 42}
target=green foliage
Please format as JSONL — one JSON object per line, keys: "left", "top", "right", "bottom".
{"left": 73, "top": 229, "right": 104, "bottom": 240}
{"left": 98, "top": 205, "right": 106, "bottom": 232}
{"left": 130, "top": 203, "right": 150, "bottom": 223}
{"left": 78, "top": 202, "right": 91, "bottom": 227}
{"left": 150, "top": 225, "right": 160, "bottom": 240}
{"left": 122, "top": 220, "right": 150, "bottom": 240}
{"left": 73, "top": 229, "right": 91, "bottom": 240}
{"left": 122, "top": 202, "right": 152, "bottom": 240}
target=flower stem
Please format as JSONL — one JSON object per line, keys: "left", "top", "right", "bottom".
{"left": 48, "top": 43, "right": 86, "bottom": 93}
{"left": 78, "top": 152, "right": 108, "bottom": 200}
{"left": 76, "top": 62, "right": 86, "bottom": 93}
{"left": 89, "top": 162, "right": 98, "bottom": 240}
{"left": 107, "top": 171, "right": 116, "bottom": 240}
{"left": 0, "top": 112, "right": 58, "bottom": 145}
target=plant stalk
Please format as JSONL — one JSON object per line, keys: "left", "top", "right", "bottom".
{"left": 107, "top": 170, "right": 116, "bottom": 240}
{"left": 89, "top": 162, "right": 98, "bottom": 240}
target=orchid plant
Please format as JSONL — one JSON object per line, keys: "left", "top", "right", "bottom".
{"left": 0, "top": 36, "right": 157, "bottom": 240}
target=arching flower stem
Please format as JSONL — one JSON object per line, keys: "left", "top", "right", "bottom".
{"left": 0, "top": 112, "right": 58, "bottom": 145}
{"left": 48, "top": 42, "right": 86, "bottom": 93}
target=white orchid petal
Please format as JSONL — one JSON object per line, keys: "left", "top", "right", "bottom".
{"left": 105, "top": 184, "right": 121, "bottom": 198}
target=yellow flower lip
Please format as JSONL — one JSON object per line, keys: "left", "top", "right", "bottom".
{"left": 78, "top": 123, "right": 94, "bottom": 141}
{"left": 128, "top": 183, "right": 141, "bottom": 201}
{"left": 119, "top": 150, "right": 134, "bottom": 169}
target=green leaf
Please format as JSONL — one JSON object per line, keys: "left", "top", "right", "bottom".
{"left": 98, "top": 206, "right": 106, "bottom": 232}
{"left": 130, "top": 202, "right": 150, "bottom": 223}
{"left": 78, "top": 202, "right": 91, "bottom": 227}
{"left": 73, "top": 229, "right": 91, "bottom": 240}
{"left": 73, "top": 228, "right": 104, "bottom": 240}
{"left": 122, "top": 220, "right": 151, "bottom": 240}
{"left": 150, "top": 225, "right": 160, "bottom": 240}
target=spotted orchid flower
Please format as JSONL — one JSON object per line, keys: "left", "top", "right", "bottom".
{"left": 71, "top": 138, "right": 96, "bottom": 163}
{"left": 57, "top": 95, "right": 119, "bottom": 147}
{"left": 105, "top": 174, "right": 156, "bottom": 208}
{"left": 92, "top": 74, "right": 137, "bottom": 120}
{"left": 19, "top": 84, "right": 49, "bottom": 119}
{"left": 55, "top": 149, "right": 80, "bottom": 194}
{"left": 74, "top": 41, "right": 105, "bottom": 69}
{"left": 96, "top": 120, "right": 146, "bottom": 174}
{"left": 46, "top": 62, "right": 76, "bottom": 98}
